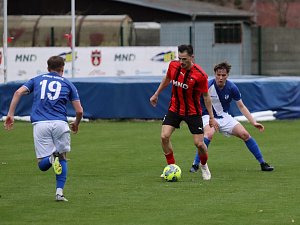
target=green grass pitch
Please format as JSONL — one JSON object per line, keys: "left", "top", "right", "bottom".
{"left": 0, "top": 119, "right": 299, "bottom": 225}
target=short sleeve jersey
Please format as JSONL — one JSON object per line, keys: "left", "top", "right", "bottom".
{"left": 166, "top": 60, "right": 208, "bottom": 116}
{"left": 201, "top": 79, "right": 241, "bottom": 116}
{"left": 23, "top": 72, "right": 80, "bottom": 123}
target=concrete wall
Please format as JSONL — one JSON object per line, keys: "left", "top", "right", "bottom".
{"left": 252, "top": 27, "right": 300, "bottom": 76}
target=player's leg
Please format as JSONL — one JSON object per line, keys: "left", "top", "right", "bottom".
{"left": 193, "top": 133, "right": 211, "bottom": 180}
{"left": 53, "top": 121, "right": 71, "bottom": 201}
{"left": 186, "top": 115, "right": 211, "bottom": 180}
{"left": 190, "top": 115, "right": 216, "bottom": 172}
{"left": 33, "top": 122, "right": 56, "bottom": 171}
{"left": 37, "top": 157, "right": 52, "bottom": 171}
{"left": 232, "top": 123, "right": 264, "bottom": 162}
{"left": 55, "top": 153, "right": 68, "bottom": 201}
{"left": 161, "top": 125, "right": 176, "bottom": 164}
{"left": 161, "top": 111, "right": 181, "bottom": 165}
{"left": 231, "top": 123, "right": 274, "bottom": 171}
{"left": 190, "top": 125, "right": 214, "bottom": 171}
{"left": 52, "top": 152, "right": 62, "bottom": 175}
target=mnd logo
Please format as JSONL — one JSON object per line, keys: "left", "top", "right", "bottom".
{"left": 172, "top": 80, "right": 188, "bottom": 89}
{"left": 15, "top": 54, "right": 37, "bottom": 62}
{"left": 114, "top": 53, "right": 136, "bottom": 61}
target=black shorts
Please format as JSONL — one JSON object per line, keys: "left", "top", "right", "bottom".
{"left": 162, "top": 110, "right": 204, "bottom": 134}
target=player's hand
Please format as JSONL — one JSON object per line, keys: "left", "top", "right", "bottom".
{"left": 4, "top": 116, "right": 14, "bottom": 130}
{"left": 150, "top": 94, "right": 158, "bottom": 107}
{"left": 69, "top": 121, "right": 79, "bottom": 134}
{"left": 209, "top": 117, "right": 219, "bottom": 132}
{"left": 254, "top": 122, "right": 264, "bottom": 132}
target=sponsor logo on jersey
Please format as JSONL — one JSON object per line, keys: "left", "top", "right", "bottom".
{"left": 91, "top": 50, "right": 101, "bottom": 66}
{"left": 172, "top": 80, "right": 188, "bottom": 89}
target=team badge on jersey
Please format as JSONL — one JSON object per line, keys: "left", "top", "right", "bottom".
{"left": 225, "top": 94, "right": 229, "bottom": 100}
{"left": 91, "top": 50, "right": 102, "bottom": 66}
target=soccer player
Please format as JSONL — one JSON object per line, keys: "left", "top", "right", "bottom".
{"left": 4, "top": 56, "right": 83, "bottom": 201}
{"left": 189, "top": 61, "right": 274, "bottom": 173}
{"left": 150, "top": 44, "right": 218, "bottom": 180}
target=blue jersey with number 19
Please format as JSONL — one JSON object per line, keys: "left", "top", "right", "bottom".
{"left": 23, "top": 72, "right": 80, "bottom": 123}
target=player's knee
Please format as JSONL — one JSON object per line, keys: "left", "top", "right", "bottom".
{"left": 205, "top": 133, "right": 213, "bottom": 140}
{"left": 37, "top": 161, "right": 49, "bottom": 171}
{"left": 240, "top": 132, "right": 250, "bottom": 141}
{"left": 38, "top": 165, "right": 48, "bottom": 171}
{"left": 161, "top": 134, "right": 170, "bottom": 144}
{"left": 195, "top": 142, "right": 206, "bottom": 151}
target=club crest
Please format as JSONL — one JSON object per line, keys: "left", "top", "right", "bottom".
{"left": 91, "top": 50, "right": 101, "bottom": 66}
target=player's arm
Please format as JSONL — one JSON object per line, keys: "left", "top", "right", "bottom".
{"left": 69, "top": 100, "right": 83, "bottom": 134}
{"left": 4, "top": 86, "right": 29, "bottom": 130}
{"left": 236, "top": 99, "right": 264, "bottom": 132}
{"left": 202, "top": 92, "right": 219, "bottom": 131}
{"left": 150, "top": 76, "right": 171, "bottom": 107}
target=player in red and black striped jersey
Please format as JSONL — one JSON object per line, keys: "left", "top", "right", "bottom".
{"left": 150, "top": 44, "right": 219, "bottom": 180}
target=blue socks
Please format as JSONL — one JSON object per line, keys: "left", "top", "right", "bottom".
{"left": 193, "top": 137, "right": 211, "bottom": 165}
{"left": 56, "top": 159, "right": 67, "bottom": 189}
{"left": 38, "top": 156, "right": 52, "bottom": 171}
{"left": 38, "top": 157, "right": 68, "bottom": 189}
{"left": 245, "top": 137, "right": 264, "bottom": 163}
{"left": 192, "top": 137, "right": 265, "bottom": 165}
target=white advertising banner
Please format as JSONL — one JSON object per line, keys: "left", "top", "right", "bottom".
{"left": 0, "top": 46, "right": 177, "bottom": 83}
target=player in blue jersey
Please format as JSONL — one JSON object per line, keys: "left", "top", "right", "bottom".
{"left": 4, "top": 56, "right": 83, "bottom": 201}
{"left": 189, "top": 61, "right": 274, "bottom": 173}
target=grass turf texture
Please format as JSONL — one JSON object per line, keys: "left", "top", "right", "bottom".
{"left": 0, "top": 120, "right": 299, "bottom": 225}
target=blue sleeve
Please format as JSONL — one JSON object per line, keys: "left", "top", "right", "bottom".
{"left": 23, "top": 78, "right": 34, "bottom": 93}
{"left": 231, "top": 83, "right": 241, "bottom": 101}
{"left": 69, "top": 82, "right": 80, "bottom": 101}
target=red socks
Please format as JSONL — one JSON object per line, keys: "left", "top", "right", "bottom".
{"left": 199, "top": 152, "right": 208, "bottom": 165}
{"left": 165, "top": 150, "right": 175, "bottom": 164}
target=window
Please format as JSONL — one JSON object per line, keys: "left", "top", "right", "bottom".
{"left": 214, "top": 23, "right": 242, "bottom": 43}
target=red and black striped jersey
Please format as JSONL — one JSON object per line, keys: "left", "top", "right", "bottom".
{"left": 166, "top": 60, "right": 208, "bottom": 116}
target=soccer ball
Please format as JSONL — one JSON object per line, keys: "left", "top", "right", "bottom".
{"left": 162, "top": 164, "right": 182, "bottom": 182}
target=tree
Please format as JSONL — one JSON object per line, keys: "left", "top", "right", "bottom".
{"left": 271, "top": 0, "right": 294, "bottom": 27}
{"left": 194, "top": 0, "right": 298, "bottom": 27}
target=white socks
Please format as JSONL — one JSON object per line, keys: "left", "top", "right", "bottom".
{"left": 56, "top": 188, "right": 63, "bottom": 196}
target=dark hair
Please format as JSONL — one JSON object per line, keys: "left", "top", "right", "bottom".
{"left": 47, "top": 56, "right": 65, "bottom": 72}
{"left": 178, "top": 44, "right": 193, "bottom": 56}
{"left": 214, "top": 61, "right": 232, "bottom": 73}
